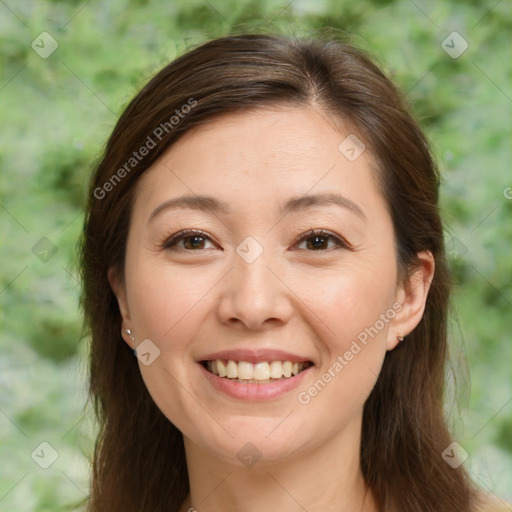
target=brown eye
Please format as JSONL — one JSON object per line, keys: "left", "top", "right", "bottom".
{"left": 294, "top": 229, "right": 348, "bottom": 251}
{"left": 182, "top": 235, "right": 207, "bottom": 250}
{"left": 163, "top": 230, "right": 216, "bottom": 251}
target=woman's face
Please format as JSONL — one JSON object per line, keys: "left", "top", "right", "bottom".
{"left": 112, "top": 106, "right": 427, "bottom": 466}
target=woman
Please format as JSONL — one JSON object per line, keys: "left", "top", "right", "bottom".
{"left": 80, "top": 33, "right": 506, "bottom": 511}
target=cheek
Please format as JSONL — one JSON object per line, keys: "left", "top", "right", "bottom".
{"left": 291, "top": 263, "right": 397, "bottom": 354}
{"left": 289, "top": 264, "right": 397, "bottom": 418}
{"left": 126, "top": 257, "right": 220, "bottom": 343}
{"left": 124, "top": 257, "right": 223, "bottom": 416}
{"left": 124, "top": 261, "right": 214, "bottom": 435}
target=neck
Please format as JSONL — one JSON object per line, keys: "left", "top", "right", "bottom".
{"left": 180, "top": 416, "right": 376, "bottom": 512}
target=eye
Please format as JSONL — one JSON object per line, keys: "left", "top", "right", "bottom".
{"left": 161, "top": 228, "right": 350, "bottom": 252}
{"left": 293, "top": 229, "right": 350, "bottom": 251}
{"left": 162, "top": 229, "right": 217, "bottom": 251}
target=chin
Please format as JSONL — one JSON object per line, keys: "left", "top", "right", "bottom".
{"left": 191, "top": 417, "right": 313, "bottom": 468}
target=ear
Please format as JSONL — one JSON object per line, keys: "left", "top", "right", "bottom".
{"left": 387, "top": 251, "right": 435, "bottom": 351}
{"left": 108, "top": 267, "right": 133, "bottom": 348}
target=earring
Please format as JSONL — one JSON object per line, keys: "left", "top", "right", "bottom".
{"left": 123, "top": 329, "right": 137, "bottom": 355}
{"left": 397, "top": 335, "right": 404, "bottom": 343}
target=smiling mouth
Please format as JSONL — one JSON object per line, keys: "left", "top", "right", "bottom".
{"left": 202, "top": 359, "right": 313, "bottom": 383}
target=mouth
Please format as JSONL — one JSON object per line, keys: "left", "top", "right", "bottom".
{"left": 201, "top": 359, "right": 314, "bottom": 384}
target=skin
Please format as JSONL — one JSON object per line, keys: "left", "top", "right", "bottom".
{"left": 110, "top": 105, "right": 434, "bottom": 512}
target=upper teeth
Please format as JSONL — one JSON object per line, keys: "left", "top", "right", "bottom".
{"left": 206, "top": 360, "right": 309, "bottom": 380}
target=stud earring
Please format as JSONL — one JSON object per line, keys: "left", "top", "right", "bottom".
{"left": 123, "top": 329, "right": 137, "bottom": 356}
{"left": 397, "top": 335, "right": 404, "bottom": 343}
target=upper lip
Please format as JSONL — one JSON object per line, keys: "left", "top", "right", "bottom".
{"left": 198, "top": 349, "right": 313, "bottom": 364}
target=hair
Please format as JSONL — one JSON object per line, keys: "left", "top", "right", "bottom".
{"left": 80, "top": 33, "right": 478, "bottom": 511}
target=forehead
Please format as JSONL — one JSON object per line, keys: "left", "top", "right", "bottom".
{"left": 134, "top": 106, "right": 386, "bottom": 220}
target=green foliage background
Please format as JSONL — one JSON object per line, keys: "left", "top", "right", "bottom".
{"left": 0, "top": 0, "right": 510, "bottom": 509}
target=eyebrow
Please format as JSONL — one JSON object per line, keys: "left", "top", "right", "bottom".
{"left": 148, "top": 192, "right": 366, "bottom": 223}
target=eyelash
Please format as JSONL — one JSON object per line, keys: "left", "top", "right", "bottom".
{"left": 161, "top": 228, "right": 351, "bottom": 252}
{"left": 292, "top": 228, "right": 352, "bottom": 251}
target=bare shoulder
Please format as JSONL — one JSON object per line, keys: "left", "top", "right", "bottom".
{"left": 474, "top": 492, "right": 512, "bottom": 512}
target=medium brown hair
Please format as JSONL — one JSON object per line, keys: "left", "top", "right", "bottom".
{"left": 80, "top": 33, "right": 477, "bottom": 511}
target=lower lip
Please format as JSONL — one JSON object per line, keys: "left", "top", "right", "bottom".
{"left": 199, "top": 363, "right": 313, "bottom": 401}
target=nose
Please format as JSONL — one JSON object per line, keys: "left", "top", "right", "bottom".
{"left": 216, "top": 252, "right": 294, "bottom": 330}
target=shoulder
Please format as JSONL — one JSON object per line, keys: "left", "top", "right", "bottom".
{"left": 473, "top": 493, "right": 512, "bottom": 512}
